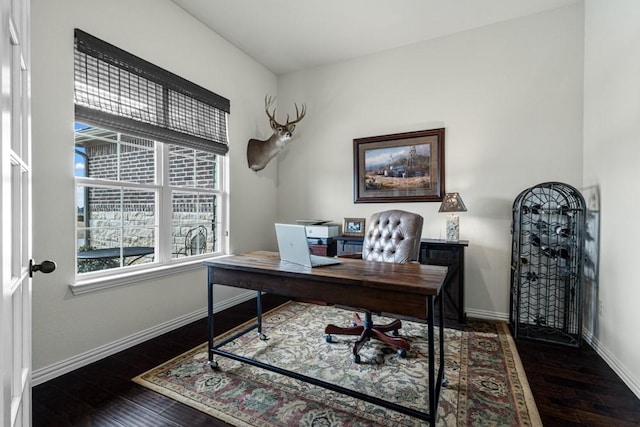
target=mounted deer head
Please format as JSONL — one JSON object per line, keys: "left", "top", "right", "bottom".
{"left": 247, "top": 95, "right": 306, "bottom": 171}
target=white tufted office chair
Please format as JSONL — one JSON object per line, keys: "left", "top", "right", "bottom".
{"left": 325, "top": 209, "right": 424, "bottom": 363}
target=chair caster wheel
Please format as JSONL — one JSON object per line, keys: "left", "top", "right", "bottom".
{"left": 325, "top": 334, "right": 335, "bottom": 343}
{"left": 352, "top": 354, "right": 361, "bottom": 364}
{"left": 207, "top": 360, "right": 219, "bottom": 370}
{"left": 442, "top": 378, "right": 449, "bottom": 387}
{"left": 397, "top": 348, "right": 407, "bottom": 358}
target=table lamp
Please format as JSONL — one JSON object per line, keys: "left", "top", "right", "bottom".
{"left": 438, "top": 192, "right": 468, "bottom": 241}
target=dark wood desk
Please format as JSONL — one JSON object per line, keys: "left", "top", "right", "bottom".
{"left": 204, "top": 251, "right": 448, "bottom": 424}
{"left": 336, "top": 236, "right": 469, "bottom": 326}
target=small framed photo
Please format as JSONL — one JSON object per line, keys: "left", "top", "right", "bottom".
{"left": 343, "top": 218, "right": 366, "bottom": 237}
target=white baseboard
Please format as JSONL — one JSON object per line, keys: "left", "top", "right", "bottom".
{"left": 465, "top": 308, "right": 509, "bottom": 322}
{"left": 583, "top": 332, "right": 640, "bottom": 400}
{"left": 32, "top": 290, "right": 257, "bottom": 386}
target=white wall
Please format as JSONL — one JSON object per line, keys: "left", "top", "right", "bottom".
{"left": 583, "top": 0, "right": 640, "bottom": 397}
{"left": 277, "top": 5, "right": 584, "bottom": 320}
{"left": 30, "top": 0, "right": 277, "bottom": 372}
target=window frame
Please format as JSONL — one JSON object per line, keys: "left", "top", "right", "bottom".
{"left": 71, "top": 125, "right": 228, "bottom": 294}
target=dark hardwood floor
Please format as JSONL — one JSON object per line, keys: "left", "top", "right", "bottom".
{"left": 33, "top": 294, "right": 640, "bottom": 426}
{"left": 516, "top": 339, "right": 640, "bottom": 426}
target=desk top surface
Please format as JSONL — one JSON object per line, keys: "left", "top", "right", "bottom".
{"left": 204, "top": 251, "right": 447, "bottom": 296}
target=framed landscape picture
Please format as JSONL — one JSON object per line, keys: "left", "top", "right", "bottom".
{"left": 353, "top": 128, "right": 445, "bottom": 203}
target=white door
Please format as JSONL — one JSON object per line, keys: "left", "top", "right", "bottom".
{"left": 1, "top": 1, "right": 51, "bottom": 426}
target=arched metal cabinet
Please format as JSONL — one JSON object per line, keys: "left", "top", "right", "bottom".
{"left": 510, "top": 182, "right": 586, "bottom": 347}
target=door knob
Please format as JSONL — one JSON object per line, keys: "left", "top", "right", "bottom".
{"left": 29, "top": 260, "right": 56, "bottom": 277}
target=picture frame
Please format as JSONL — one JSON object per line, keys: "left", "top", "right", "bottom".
{"left": 353, "top": 128, "right": 445, "bottom": 203}
{"left": 343, "top": 217, "right": 366, "bottom": 237}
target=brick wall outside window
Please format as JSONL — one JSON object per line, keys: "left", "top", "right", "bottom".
{"left": 80, "top": 140, "right": 216, "bottom": 254}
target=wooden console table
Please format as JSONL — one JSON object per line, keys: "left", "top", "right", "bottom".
{"left": 204, "top": 251, "right": 448, "bottom": 424}
{"left": 419, "top": 239, "right": 469, "bottom": 327}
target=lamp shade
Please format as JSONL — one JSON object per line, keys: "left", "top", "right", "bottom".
{"left": 438, "top": 193, "right": 468, "bottom": 213}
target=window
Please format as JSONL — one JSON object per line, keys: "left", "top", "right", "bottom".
{"left": 75, "top": 124, "right": 225, "bottom": 275}
{"left": 73, "top": 30, "right": 230, "bottom": 280}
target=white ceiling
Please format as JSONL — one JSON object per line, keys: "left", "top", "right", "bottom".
{"left": 171, "top": 0, "right": 581, "bottom": 75}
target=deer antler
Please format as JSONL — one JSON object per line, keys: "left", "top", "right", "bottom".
{"left": 265, "top": 95, "right": 277, "bottom": 124}
{"left": 286, "top": 103, "right": 306, "bottom": 126}
{"left": 264, "top": 95, "right": 306, "bottom": 127}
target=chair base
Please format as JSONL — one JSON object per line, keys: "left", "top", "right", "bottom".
{"left": 325, "top": 311, "right": 410, "bottom": 363}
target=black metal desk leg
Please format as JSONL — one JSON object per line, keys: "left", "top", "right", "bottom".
{"left": 256, "top": 291, "right": 268, "bottom": 340}
{"left": 427, "top": 295, "right": 436, "bottom": 425}
{"left": 207, "top": 269, "right": 218, "bottom": 369}
{"left": 439, "top": 291, "right": 448, "bottom": 388}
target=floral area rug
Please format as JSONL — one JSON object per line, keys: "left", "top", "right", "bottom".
{"left": 133, "top": 301, "right": 541, "bottom": 426}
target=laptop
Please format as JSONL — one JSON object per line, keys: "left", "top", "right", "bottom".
{"left": 275, "top": 223, "right": 342, "bottom": 267}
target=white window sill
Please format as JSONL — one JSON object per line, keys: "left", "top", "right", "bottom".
{"left": 69, "top": 255, "right": 224, "bottom": 295}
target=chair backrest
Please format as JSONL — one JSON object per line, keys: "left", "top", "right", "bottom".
{"left": 185, "top": 225, "right": 208, "bottom": 255}
{"left": 362, "top": 210, "right": 423, "bottom": 264}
